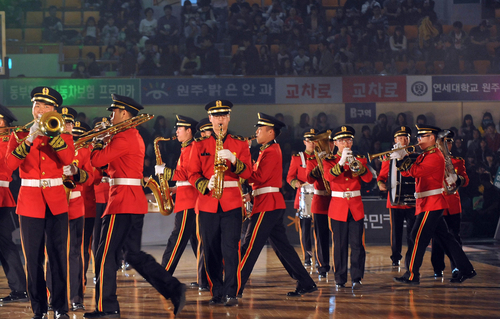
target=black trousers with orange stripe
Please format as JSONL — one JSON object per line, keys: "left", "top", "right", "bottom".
{"left": 92, "top": 203, "right": 107, "bottom": 258}
{"left": 199, "top": 206, "right": 241, "bottom": 299}
{"left": 20, "top": 208, "right": 68, "bottom": 315}
{"left": 390, "top": 208, "right": 416, "bottom": 265}
{"left": 431, "top": 213, "right": 462, "bottom": 273}
{"left": 298, "top": 217, "right": 313, "bottom": 263}
{"left": 402, "top": 210, "right": 473, "bottom": 282}
{"left": 330, "top": 212, "right": 365, "bottom": 285}
{"left": 313, "top": 214, "right": 330, "bottom": 273}
{"left": 83, "top": 216, "right": 95, "bottom": 286}
{"left": 94, "top": 214, "right": 183, "bottom": 313}
{"left": 0, "top": 207, "right": 26, "bottom": 294}
{"left": 239, "top": 209, "right": 316, "bottom": 294}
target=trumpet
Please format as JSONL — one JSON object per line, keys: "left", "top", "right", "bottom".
{"left": 367, "top": 145, "right": 419, "bottom": 162}
{"left": 14, "top": 112, "right": 64, "bottom": 143}
{"left": 346, "top": 149, "right": 362, "bottom": 173}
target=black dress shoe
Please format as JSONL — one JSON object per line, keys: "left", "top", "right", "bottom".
{"left": 434, "top": 271, "right": 443, "bottom": 278}
{"left": 352, "top": 281, "right": 363, "bottom": 290}
{"left": 0, "top": 291, "right": 29, "bottom": 303}
{"left": 83, "top": 310, "right": 121, "bottom": 318}
{"left": 335, "top": 283, "right": 345, "bottom": 288}
{"left": 209, "top": 296, "right": 224, "bottom": 305}
{"left": 287, "top": 284, "right": 318, "bottom": 296}
{"left": 54, "top": 311, "right": 69, "bottom": 319}
{"left": 190, "top": 282, "right": 199, "bottom": 288}
{"left": 451, "top": 268, "right": 459, "bottom": 279}
{"left": 199, "top": 286, "right": 210, "bottom": 292}
{"left": 72, "top": 302, "right": 85, "bottom": 311}
{"left": 393, "top": 276, "right": 420, "bottom": 285}
{"left": 450, "top": 270, "right": 477, "bottom": 283}
{"left": 32, "top": 314, "right": 46, "bottom": 319}
{"left": 392, "top": 261, "right": 400, "bottom": 267}
{"left": 171, "top": 284, "right": 186, "bottom": 316}
{"left": 224, "top": 296, "right": 238, "bottom": 307}
{"left": 318, "top": 272, "right": 327, "bottom": 278}
{"left": 304, "top": 260, "right": 312, "bottom": 267}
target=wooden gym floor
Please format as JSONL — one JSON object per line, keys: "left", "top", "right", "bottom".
{"left": 0, "top": 243, "right": 499, "bottom": 318}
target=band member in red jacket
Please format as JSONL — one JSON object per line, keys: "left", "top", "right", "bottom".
{"left": 431, "top": 130, "right": 469, "bottom": 278}
{"left": 377, "top": 126, "right": 416, "bottom": 267}
{"left": 393, "top": 125, "right": 475, "bottom": 285}
{"left": 286, "top": 129, "right": 316, "bottom": 267}
{"left": 6, "top": 87, "right": 73, "bottom": 319}
{"left": 305, "top": 130, "right": 332, "bottom": 278}
{"left": 239, "top": 113, "right": 317, "bottom": 298}
{"left": 0, "top": 104, "right": 28, "bottom": 304}
{"left": 84, "top": 94, "right": 185, "bottom": 318}
{"left": 323, "top": 126, "right": 372, "bottom": 290}
{"left": 187, "top": 100, "right": 252, "bottom": 306}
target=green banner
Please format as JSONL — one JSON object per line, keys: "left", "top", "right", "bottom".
{"left": 3, "top": 78, "right": 141, "bottom": 107}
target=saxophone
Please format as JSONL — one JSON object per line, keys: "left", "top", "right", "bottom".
{"left": 145, "top": 136, "right": 176, "bottom": 215}
{"left": 212, "top": 124, "right": 227, "bottom": 199}
{"left": 436, "top": 130, "right": 458, "bottom": 195}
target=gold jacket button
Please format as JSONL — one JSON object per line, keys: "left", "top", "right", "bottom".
{"left": 41, "top": 143, "right": 45, "bottom": 146}
{"left": 42, "top": 157, "right": 45, "bottom": 160}
{"left": 42, "top": 172, "right": 45, "bottom": 175}
{"left": 345, "top": 178, "right": 349, "bottom": 181}
{"left": 346, "top": 188, "right": 350, "bottom": 191}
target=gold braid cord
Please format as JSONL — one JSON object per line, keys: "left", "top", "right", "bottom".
{"left": 310, "top": 166, "right": 321, "bottom": 179}
{"left": 195, "top": 177, "right": 209, "bottom": 195}
{"left": 12, "top": 142, "right": 30, "bottom": 160}
{"left": 289, "top": 178, "right": 299, "bottom": 189}
{"left": 232, "top": 158, "right": 246, "bottom": 175}
{"left": 76, "top": 169, "right": 89, "bottom": 184}
{"left": 330, "top": 164, "right": 344, "bottom": 177}
{"left": 163, "top": 168, "right": 175, "bottom": 182}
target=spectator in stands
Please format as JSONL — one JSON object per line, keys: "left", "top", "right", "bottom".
{"left": 430, "top": 24, "right": 448, "bottom": 61}
{"left": 230, "top": 0, "right": 246, "bottom": 16}
{"left": 71, "top": 61, "right": 90, "bottom": 78}
{"left": 313, "top": 112, "right": 329, "bottom": 132}
{"left": 392, "top": 112, "right": 408, "bottom": 132}
{"left": 102, "top": 45, "right": 118, "bottom": 61}
{"left": 383, "top": 0, "right": 402, "bottom": 25}
{"left": 137, "top": 39, "right": 160, "bottom": 76}
{"left": 448, "top": 21, "right": 467, "bottom": 60}
{"left": 471, "top": 172, "right": 500, "bottom": 238}
{"left": 122, "top": 0, "right": 142, "bottom": 26}
{"left": 231, "top": 45, "right": 245, "bottom": 75}
{"left": 357, "top": 59, "right": 376, "bottom": 75}
{"left": 356, "top": 22, "right": 375, "bottom": 61}
{"left": 266, "top": 0, "right": 285, "bottom": 19}
{"left": 213, "top": 0, "right": 229, "bottom": 42}
{"left": 250, "top": 3, "right": 264, "bottom": 20}
{"left": 82, "top": 16, "right": 99, "bottom": 45}
{"left": 357, "top": 125, "right": 373, "bottom": 156}
{"left": 159, "top": 44, "right": 181, "bottom": 76}
{"left": 86, "top": 52, "right": 101, "bottom": 76}
{"left": 139, "top": 7, "right": 157, "bottom": 39}
{"left": 42, "top": 5, "right": 63, "bottom": 42}
{"left": 334, "top": 45, "right": 355, "bottom": 75}
{"left": 416, "top": 114, "right": 427, "bottom": 125}
{"left": 194, "top": 23, "right": 212, "bottom": 51}
{"left": 302, "top": 62, "right": 314, "bottom": 75}
{"left": 266, "top": 9, "right": 284, "bottom": 44}
{"left": 253, "top": 14, "right": 268, "bottom": 45}
{"left": 459, "top": 114, "right": 476, "bottom": 144}
{"left": 421, "top": 0, "right": 437, "bottom": 24}
{"left": 317, "top": 40, "right": 335, "bottom": 75}
{"left": 452, "top": 137, "right": 468, "bottom": 159}
{"left": 328, "top": 25, "right": 352, "bottom": 53}
{"left": 467, "top": 20, "right": 491, "bottom": 63}
{"left": 276, "top": 43, "right": 291, "bottom": 66}
{"left": 116, "top": 41, "right": 137, "bottom": 76}
{"left": 467, "top": 129, "right": 482, "bottom": 155}
{"left": 287, "top": 26, "right": 309, "bottom": 57}
{"left": 361, "top": 0, "right": 383, "bottom": 20}
{"left": 484, "top": 123, "right": 500, "bottom": 153}
{"left": 156, "top": 5, "right": 180, "bottom": 52}
{"left": 99, "top": 0, "right": 123, "bottom": 30}
{"left": 229, "top": 2, "right": 253, "bottom": 44}
{"left": 181, "top": 0, "right": 198, "bottom": 29}
{"left": 422, "top": 61, "right": 435, "bottom": 74}
{"left": 284, "top": 7, "right": 303, "bottom": 36}
{"left": 479, "top": 112, "right": 495, "bottom": 135}
{"left": 330, "top": 8, "right": 348, "bottom": 36}
{"left": 198, "top": 0, "right": 218, "bottom": 32}
{"left": 181, "top": 50, "right": 201, "bottom": 75}
{"left": 122, "top": 18, "right": 141, "bottom": 43}
{"left": 294, "top": 113, "right": 313, "bottom": 141}
{"left": 200, "top": 35, "right": 220, "bottom": 75}
{"left": 373, "top": 27, "right": 389, "bottom": 62}
{"left": 258, "top": 45, "right": 276, "bottom": 75}
{"left": 293, "top": 47, "right": 310, "bottom": 74}
{"left": 368, "top": 4, "right": 388, "bottom": 31}
{"left": 390, "top": 26, "right": 407, "bottom": 62}
{"left": 485, "top": 153, "right": 499, "bottom": 176}
{"left": 184, "top": 17, "right": 201, "bottom": 51}
{"left": 242, "top": 37, "right": 260, "bottom": 75}
{"left": 379, "top": 60, "right": 397, "bottom": 75}
{"left": 102, "top": 16, "right": 119, "bottom": 46}
{"left": 277, "top": 58, "right": 296, "bottom": 75}
{"left": 304, "top": 5, "right": 325, "bottom": 44}
{"left": 401, "top": 0, "right": 421, "bottom": 25}
{"left": 372, "top": 113, "right": 392, "bottom": 150}
{"left": 475, "top": 138, "right": 494, "bottom": 166}
{"left": 401, "top": 56, "right": 418, "bottom": 74}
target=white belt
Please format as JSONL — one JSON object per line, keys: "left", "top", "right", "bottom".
{"left": 314, "top": 189, "right": 329, "bottom": 196}
{"left": 176, "top": 181, "right": 191, "bottom": 187}
{"left": 101, "top": 177, "right": 110, "bottom": 183}
{"left": 331, "top": 190, "right": 361, "bottom": 198}
{"left": 223, "top": 181, "right": 239, "bottom": 188}
{"left": 21, "top": 178, "right": 63, "bottom": 188}
{"left": 0, "top": 181, "right": 9, "bottom": 187}
{"left": 110, "top": 178, "right": 142, "bottom": 186}
{"left": 252, "top": 186, "right": 280, "bottom": 196}
{"left": 414, "top": 188, "right": 444, "bottom": 199}
{"left": 69, "top": 191, "right": 81, "bottom": 200}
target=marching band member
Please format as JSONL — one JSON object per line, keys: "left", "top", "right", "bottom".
{"left": 239, "top": 113, "right": 317, "bottom": 297}
{"left": 305, "top": 130, "right": 332, "bottom": 278}
{"left": 286, "top": 129, "right": 315, "bottom": 267}
{"left": 393, "top": 124, "right": 475, "bottom": 285}
{"left": 431, "top": 130, "right": 469, "bottom": 278}
{"left": 376, "top": 126, "right": 416, "bottom": 268}
{"left": 0, "top": 104, "right": 28, "bottom": 304}
{"left": 6, "top": 87, "right": 73, "bottom": 319}
{"left": 84, "top": 94, "right": 185, "bottom": 318}
{"left": 187, "top": 100, "right": 252, "bottom": 306}
{"left": 323, "top": 126, "right": 372, "bottom": 290}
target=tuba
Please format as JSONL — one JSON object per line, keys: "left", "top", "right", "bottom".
{"left": 436, "top": 130, "right": 458, "bottom": 195}
{"left": 145, "top": 136, "right": 176, "bottom": 216}
{"left": 212, "top": 124, "right": 227, "bottom": 199}
{"left": 309, "top": 130, "right": 331, "bottom": 193}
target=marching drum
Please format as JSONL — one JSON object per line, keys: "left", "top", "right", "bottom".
{"left": 299, "top": 184, "right": 314, "bottom": 219}
{"left": 388, "top": 159, "right": 416, "bottom": 206}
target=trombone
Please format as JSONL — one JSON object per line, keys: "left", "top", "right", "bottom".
{"left": 367, "top": 145, "right": 419, "bottom": 162}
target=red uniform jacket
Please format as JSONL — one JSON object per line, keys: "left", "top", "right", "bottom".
{"left": 168, "top": 139, "right": 198, "bottom": 213}
{"left": 323, "top": 153, "right": 373, "bottom": 222}
{"left": 90, "top": 128, "right": 147, "bottom": 216}
{"left": 187, "top": 134, "right": 252, "bottom": 213}
{"left": 94, "top": 168, "right": 110, "bottom": 204}
{"left": 6, "top": 132, "right": 74, "bottom": 218}
{"left": 248, "top": 142, "right": 286, "bottom": 216}
{"left": 377, "top": 159, "right": 413, "bottom": 209}
{"left": 0, "top": 135, "right": 16, "bottom": 207}
{"left": 68, "top": 146, "right": 94, "bottom": 220}
{"left": 443, "top": 156, "right": 469, "bottom": 216}
{"left": 305, "top": 154, "right": 329, "bottom": 215}
{"left": 286, "top": 153, "right": 308, "bottom": 209}
{"left": 400, "top": 145, "right": 448, "bottom": 215}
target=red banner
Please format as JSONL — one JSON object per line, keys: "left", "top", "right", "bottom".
{"left": 343, "top": 76, "right": 406, "bottom": 103}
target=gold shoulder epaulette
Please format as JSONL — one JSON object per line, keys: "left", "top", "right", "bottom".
{"left": 292, "top": 153, "right": 300, "bottom": 157}
{"left": 453, "top": 156, "right": 464, "bottom": 161}
{"left": 230, "top": 134, "right": 245, "bottom": 141}
{"left": 194, "top": 136, "right": 209, "bottom": 142}
{"left": 429, "top": 149, "right": 436, "bottom": 154}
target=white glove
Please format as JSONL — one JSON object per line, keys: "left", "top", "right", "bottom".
{"left": 26, "top": 120, "right": 41, "bottom": 144}
{"left": 63, "top": 165, "right": 78, "bottom": 176}
{"left": 338, "top": 148, "right": 352, "bottom": 166}
{"left": 389, "top": 147, "right": 408, "bottom": 160}
{"left": 208, "top": 175, "right": 216, "bottom": 191}
{"left": 155, "top": 164, "right": 166, "bottom": 175}
{"left": 446, "top": 174, "right": 458, "bottom": 185}
{"left": 218, "top": 149, "right": 236, "bottom": 164}
{"left": 318, "top": 151, "right": 327, "bottom": 159}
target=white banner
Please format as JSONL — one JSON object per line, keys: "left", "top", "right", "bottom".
{"left": 407, "top": 76, "right": 432, "bottom": 102}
